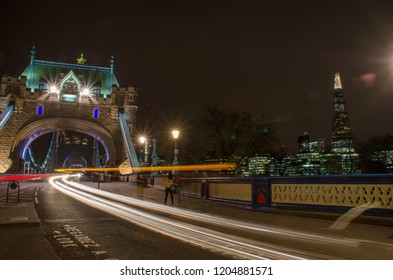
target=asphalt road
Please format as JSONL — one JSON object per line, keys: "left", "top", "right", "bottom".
{"left": 35, "top": 183, "right": 231, "bottom": 260}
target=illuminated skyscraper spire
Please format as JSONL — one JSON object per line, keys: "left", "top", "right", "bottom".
{"left": 334, "top": 72, "right": 342, "bottom": 89}
{"left": 331, "top": 73, "right": 354, "bottom": 154}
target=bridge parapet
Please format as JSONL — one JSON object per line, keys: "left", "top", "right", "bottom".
{"left": 151, "top": 174, "right": 393, "bottom": 219}
{"left": 268, "top": 175, "right": 393, "bottom": 212}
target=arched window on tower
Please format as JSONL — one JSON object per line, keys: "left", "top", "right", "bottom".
{"left": 37, "top": 104, "right": 44, "bottom": 116}
{"left": 128, "top": 94, "right": 134, "bottom": 102}
{"left": 93, "top": 108, "right": 99, "bottom": 119}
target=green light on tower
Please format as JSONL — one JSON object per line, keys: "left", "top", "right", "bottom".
{"left": 77, "top": 53, "right": 87, "bottom": 64}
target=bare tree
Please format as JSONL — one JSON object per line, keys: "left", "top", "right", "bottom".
{"left": 358, "top": 134, "right": 393, "bottom": 174}
{"left": 182, "top": 104, "right": 279, "bottom": 172}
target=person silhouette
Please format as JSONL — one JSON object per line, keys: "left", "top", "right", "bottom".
{"left": 164, "top": 172, "right": 174, "bottom": 205}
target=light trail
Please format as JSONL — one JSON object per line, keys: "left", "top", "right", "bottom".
{"left": 49, "top": 175, "right": 304, "bottom": 260}
{"left": 54, "top": 163, "right": 237, "bottom": 174}
{"left": 63, "top": 178, "right": 357, "bottom": 248}
{"left": 0, "top": 174, "right": 51, "bottom": 181}
{"left": 49, "top": 175, "right": 393, "bottom": 259}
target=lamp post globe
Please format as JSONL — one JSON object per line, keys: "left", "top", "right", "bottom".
{"left": 172, "top": 130, "right": 180, "bottom": 165}
{"left": 139, "top": 136, "right": 146, "bottom": 165}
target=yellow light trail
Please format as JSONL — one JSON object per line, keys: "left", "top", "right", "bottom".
{"left": 55, "top": 163, "right": 237, "bottom": 174}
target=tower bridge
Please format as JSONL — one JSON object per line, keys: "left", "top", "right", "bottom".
{"left": 0, "top": 48, "right": 139, "bottom": 173}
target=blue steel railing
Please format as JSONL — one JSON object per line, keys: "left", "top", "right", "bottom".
{"left": 38, "top": 132, "right": 55, "bottom": 172}
{"left": 23, "top": 132, "right": 55, "bottom": 173}
{"left": 118, "top": 112, "right": 140, "bottom": 168}
{"left": 0, "top": 105, "right": 14, "bottom": 130}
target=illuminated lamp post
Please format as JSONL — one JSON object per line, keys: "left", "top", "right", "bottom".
{"left": 150, "top": 138, "right": 158, "bottom": 175}
{"left": 80, "top": 88, "right": 90, "bottom": 102}
{"left": 82, "top": 88, "right": 90, "bottom": 96}
{"left": 172, "top": 130, "right": 180, "bottom": 166}
{"left": 139, "top": 136, "right": 146, "bottom": 166}
{"left": 24, "top": 161, "right": 30, "bottom": 174}
{"left": 49, "top": 85, "right": 58, "bottom": 95}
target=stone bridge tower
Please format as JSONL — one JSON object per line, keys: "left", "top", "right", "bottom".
{"left": 0, "top": 48, "right": 138, "bottom": 173}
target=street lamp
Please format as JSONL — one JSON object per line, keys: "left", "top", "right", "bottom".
{"left": 151, "top": 138, "right": 158, "bottom": 173}
{"left": 139, "top": 136, "right": 146, "bottom": 165}
{"left": 23, "top": 160, "right": 30, "bottom": 174}
{"left": 172, "top": 130, "right": 180, "bottom": 165}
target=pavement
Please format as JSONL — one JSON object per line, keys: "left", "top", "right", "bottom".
{"left": 0, "top": 202, "right": 39, "bottom": 226}
{"left": 1, "top": 179, "right": 393, "bottom": 259}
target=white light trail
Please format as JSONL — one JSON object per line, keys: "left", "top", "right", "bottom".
{"left": 62, "top": 178, "right": 356, "bottom": 247}
{"left": 49, "top": 175, "right": 393, "bottom": 260}
{"left": 49, "top": 175, "right": 304, "bottom": 259}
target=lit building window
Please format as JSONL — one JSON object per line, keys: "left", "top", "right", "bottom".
{"left": 37, "top": 105, "right": 44, "bottom": 116}
{"left": 93, "top": 108, "right": 99, "bottom": 119}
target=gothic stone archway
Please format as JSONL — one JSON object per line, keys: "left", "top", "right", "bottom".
{"left": 11, "top": 118, "right": 118, "bottom": 168}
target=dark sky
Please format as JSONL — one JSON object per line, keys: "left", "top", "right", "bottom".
{"left": 2, "top": 0, "right": 393, "bottom": 152}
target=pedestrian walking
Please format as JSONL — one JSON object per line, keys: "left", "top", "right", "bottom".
{"left": 164, "top": 172, "right": 174, "bottom": 205}
{"left": 136, "top": 173, "right": 145, "bottom": 198}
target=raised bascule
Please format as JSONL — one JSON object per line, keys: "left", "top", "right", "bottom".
{"left": 0, "top": 47, "right": 139, "bottom": 173}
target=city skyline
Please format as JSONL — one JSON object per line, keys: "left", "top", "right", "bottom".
{"left": 1, "top": 1, "right": 393, "bottom": 151}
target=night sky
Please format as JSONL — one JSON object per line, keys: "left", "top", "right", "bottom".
{"left": 2, "top": 0, "right": 393, "bottom": 152}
